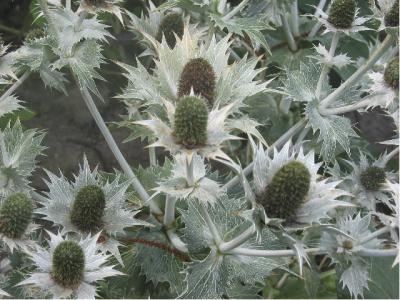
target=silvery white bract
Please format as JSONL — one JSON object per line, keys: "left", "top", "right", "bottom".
{"left": 18, "top": 231, "right": 123, "bottom": 299}
{"left": 313, "top": 5, "right": 370, "bottom": 35}
{"left": 0, "top": 42, "right": 17, "bottom": 84}
{"left": 252, "top": 140, "right": 353, "bottom": 224}
{"left": 370, "top": 0, "right": 398, "bottom": 31}
{"left": 365, "top": 68, "right": 399, "bottom": 109}
{"left": 343, "top": 152, "right": 394, "bottom": 211}
{"left": 0, "top": 95, "right": 23, "bottom": 118}
{"left": 309, "top": 43, "right": 353, "bottom": 69}
{"left": 0, "top": 220, "right": 38, "bottom": 254}
{"left": 0, "top": 121, "right": 45, "bottom": 202}
{"left": 320, "top": 214, "right": 382, "bottom": 298}
{"left": 282, "top": 61, "right": 358, "bottom": 161}
{"left": 35, "top": 156, "right": 152, "bottom": 265}
{"left": 78, "top": 0, "right": 125, "bottom": 24}
{"left": 0, "top": 288, "right": 9, "bottom": 297}
{"left": 154, "top": 153, "right": 223, "bottom": 206}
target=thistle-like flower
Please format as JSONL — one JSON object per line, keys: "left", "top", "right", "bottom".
{"left": 343, "top": 152, "right": 395, "bottom": 210}
{"left": 0, "top": 193, "right": 38, "bottom": 252}
{"left": 366, "top": 57, "right": 399, "bottom": 108}
{"left": 78, "top": 0, "right": 124, "bottom": 24}
{"left": 35, "top": 156, "right": 152, "bottom": 265}
{"left": 250, "top": 141, "right": 352, "bottom": 224}
{"left": 371, "top": 0, "right": 399, "bottom": 31}
{"left": 154, "top": 153, "right": 223, "bottom": 206}
{"left": 0, "top": 120, "right": 45, "bottom": 202}
{"left": 313, "top": 0, "right": 370, "bottom": 35}
{"left": 18, "top": 231, "right": 123, "bottom": 299}
{"left": 127, "top": 1, "right": 200, "bottom": 54}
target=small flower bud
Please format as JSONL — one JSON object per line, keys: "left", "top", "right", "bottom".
{"left": 342, "top": 239, "right": 353, "bottom": 250}
{"left": 52, "top": 241, "right": 85, "bottom": 288}
{"left": 384, "top": 58, "right": 399, "bottom": 90}
{"left": 174, "top": 96, "right": 208, "bottom": 148}
{"left": 257, "top": 161, "right": 311, "bottom": 220}
{"left": 384, "top": 0, "right": 399, "bottom": 28}
{"left": 0, "top": 193, "right": 32, "bottom": 239}
{"left": 156, "top": 13, "right": 184, "bottom": 48}
{"left": 178, "top": 58, "right": 216, "bottom": 105}
{"left": 327, "top": 0, "right": 356, "bottom": 29}
{"left": 70, "top": 185, "right": 105, "bottom": 232}
{"left": 25, "top": 28, "right": 44, "bottom": 43}
{"left": 360, "top": 166, "right": 386, "bottom": 191}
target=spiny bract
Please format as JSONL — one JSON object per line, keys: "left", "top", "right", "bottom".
{"left": 51, "top": 241, "right": 85, "bottom": 288}
{"left": 360, "top": 166, "right": 386, "bottom": 191}
{"left": 156, "top": 13, "right": 184, "bottom": 48}
{"left": 0, "top": 193, "right": 32, "bottom": 239}
{"left": 178, "top": 58, "right": 216, "bottom": 106}
{"left": 327, "top": 0, "right": 356, "bottom": 29}
{"left": 70, "top": 185, "right": 105, "bottom": 232}
{"left": 384, "top": 58, "right": 399, "bottom": 89}
{"left": 384, "top": 0, "right": 399, "bottom": 28}
{"left": 174, "top": 96, "right": 208, "bottom": 148}
{"left": 257, "top": 161, "right": 311, "bottom": 220}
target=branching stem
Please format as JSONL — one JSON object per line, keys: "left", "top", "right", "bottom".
{"left": 199, "top": 204, "right": 222, "bottom": 245}
{"left": 219, "top": 225, "right": 256, "bottom": 252}
{"left": 281, "top": 15, "right": 298, "bottom": 52}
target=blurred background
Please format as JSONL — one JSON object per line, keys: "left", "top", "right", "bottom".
{"left": 0, "top": 0, "right": 397, "bottom": 192}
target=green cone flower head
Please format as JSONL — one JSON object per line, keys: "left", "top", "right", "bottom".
{"left": 328, "top": 0, "right": 356, "bottom": 29}
{"left": 70, "top": 185, "right": 105, "bottom": 232}
{"left": 384, "top": 0, "right": 399, "bottom": 28}
{"left": 174, "top": 96, "right": 208, "bottom": 148}
{"left": 178, "top": 58, "right": 216, "bottom": 105}
{"left": 25, "top": 27, "right": 44, "bottom": 43}
{"left": 156, "top": 13, "right": 184, "bottom": 48}
{"left": 384, "top": 58, "right": 399, "bottom": 89}
{"left": 52, "top": 241, "right": 85, "bottom": 288}
{"left": 0, "top": 193, "right": 32, "bottom": 239}
{"left": 360, "top": 166, "right": 386, "bottom": 191}
{"left": 257, "top": 161, "right": 311, "bottom": 220}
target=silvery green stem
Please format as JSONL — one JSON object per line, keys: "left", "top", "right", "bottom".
{"left": 316, "top": 31, "right": 339, "bottom": 99}
{"left": 358, "top": 226, "right": 391, "bottom": 245}
{"left": 223, "top": 119, "right": 306, "bottom": 191}
{"left": 222, "top": 0, "right": 250, "bottom": 21}
{"left": 66, "top": 0, "right": 71, "bottom": 10}
{"left": 267, "top": 273, "right": 289, "bottom": 299}
{"left": 31, "top": 190, "right": 49, "bottom": 203}
{"left": 163, "top": 195, "right": 176, "bottom": 226}
{"left": 295, "top": 127, "right": 310, "bottom": 145}
{"left": 199, "top": 203, "right": 222, "bottom": 245}
{"left": 229, "top": 247, "right": 322, "bottom": 257}
{"left": 166, "top": 229, "right": 189, "bottom": 253}
{"left": 290, "top": 0, "right": 300, "bottom": 37}
{"left": 219, "top": 225, "right": 256, "bottom": 252}
{"left": 281, "top": 15, "right": 298, "bottom": 52}
{"left": 78, "top": 86, "right": 163, "bottom": 215}
{"left": 321, "top": 34, "right": 396, "bottom": 109}
{"left": 307, "top": 0, "right": 327, "bottom": 39}
{"left": 357, "top": 248, "right": 398, "bottom": 257}
{"left": 384, "top": 147, "right": 399, "bottom": 166}
{"left": 0, "top": 71, "right": 30, "bottom": 102}
{"left": 149, "top": 140, "right": 157, "bottom": 166}
{"left": 39, "top": 0, "right": 57, "bottom": 38}
{"left": 319, "top": 98, "right": 373, "bottom": 115}
{"left": 186, "top": 157, "right": 195, "bottom": 186}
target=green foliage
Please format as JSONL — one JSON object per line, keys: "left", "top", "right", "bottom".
{"left": 257, "top": 161, "right": 311, "bottom": 220}
{"left": 52, "top": 241, "right": 85, "bottom": 288}
{"left": 173, "top": 96, "right": 208, "bottom": 147}
{"left": 384, "top": 58, "right": 399, "bottom": 89}
{"left": 178, "top": 58, "right": 216, "bottom": 105}
{"left": 156, "top": 13, "right": 184, "bottom": 48}
{"left": 0, "top": 193, "right": 32, "bottom": 239}
{"left": 327, "top": 0, "right": 356, "bottom": 29}
{"left": 360, "top": 166, "right": 386, "bottom": 191}
{"left": 70, "top": 185, "right": 106, "bottom": 232}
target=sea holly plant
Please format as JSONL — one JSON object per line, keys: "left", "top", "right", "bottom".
{"left": 0, "top": 0, "right": 399, "bottom": 299}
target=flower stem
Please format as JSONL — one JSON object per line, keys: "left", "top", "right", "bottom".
{"left": 0, "top": 72, "right": 31, "bottom": 103}
{"left": 384, "top": 147, "right": 399, "bottom": 166}
{"left": 319, "top": 98, "right": 372, "bottom": 115}
{"left": 316, "top": 31, "right": 339, "bottom": 99}
{"left": 219, "top": 225, "right": 256, "bottom": 252}
{"left": 66, "top": 0, "right": 71, "bottom": 10}
{"left": 199, "top": 203, "right": 222, "bottom": 245}
{"left": 223, "top": 119, "right": 306, "bottom": 191}
{"left": 357, "top": 248, "right": 398, "bottom": 257}
{"left": 290, "top": 0, "right": 300, "bottom": 37}
{"left": 222, "top": 0, "right": 250, "bottom": 21}
{"left": 163, "top": 196, "right": 176, "bottom": 226}
{"left": 358, "top": 226, "right": 391, "bottom": 245}
{"left": 281, "top": 15, "right": 298, "bottom": 52}
{"left": 77, "top": 85, "right": 162, "bottom": 215}
{"left": 166, "top": 229, "right": 189, "bottom": 253}
{"left": 320, "top": 34, "right": 396, "bottom": 108}
{"left": 307, "top": 0, "right": 327, "bottom": 39}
